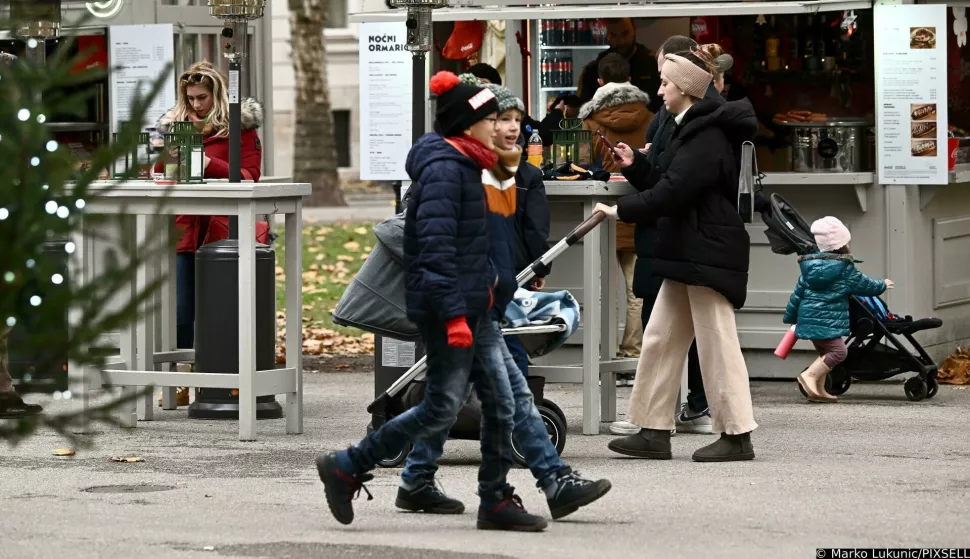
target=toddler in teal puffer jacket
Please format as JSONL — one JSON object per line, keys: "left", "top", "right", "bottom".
{"left": 783, "top": 216, "right": 893, "bottom": 403}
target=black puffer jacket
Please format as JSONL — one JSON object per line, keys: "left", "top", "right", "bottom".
{"left": 403, "top": 134, "right": 495, "bottom": 324}
{"left": 626, "top": 83, "right": 724, "bottom": 301}
{"left": 616, "top": 98, "right": 758, "bottom": 309}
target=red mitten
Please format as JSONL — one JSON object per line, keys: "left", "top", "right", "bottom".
{"left": 445, "top": 316, "right": 473, "bottom": 348}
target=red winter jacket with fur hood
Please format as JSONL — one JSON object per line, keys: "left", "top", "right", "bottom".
{"left": 154, "top": 98, "right": 266, "bottom": 253}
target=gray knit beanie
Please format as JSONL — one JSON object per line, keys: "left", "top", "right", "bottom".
{"left": 459, "top": 72, "right": 524, "bottom": 114}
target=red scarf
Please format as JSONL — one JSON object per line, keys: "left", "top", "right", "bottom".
{"left": 445, "top": 135, "right": 499, "bottom": 170}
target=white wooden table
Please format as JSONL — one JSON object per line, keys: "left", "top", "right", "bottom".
{"left": 68, "top": 181, "right": 311, "bottom": 441}
{"left": 536, "top": 180, "right": 689, "bottom": 435}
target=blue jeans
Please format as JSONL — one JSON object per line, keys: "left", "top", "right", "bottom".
{"left": 504, "top": 335, "right": 529, "bottom": 377}
{"left": 176, "top": 253, "right": 195, "bottom": 349}
{"left": 403, "top": 320, "right": 565, "bottom": 491}
{"left": 347, "top": 315, "right": 514, "bottom": 502}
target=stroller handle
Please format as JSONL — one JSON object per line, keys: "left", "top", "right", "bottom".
{"left": 516, "top": 212, "right": 607, "bottom": 286}
{"left": 566, "top": 212, "right": 607, "bottom": 244}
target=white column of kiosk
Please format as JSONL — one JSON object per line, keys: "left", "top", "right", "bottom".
{"left": 350, "top": 0, "right": 970, "bottom": 434}
{"left": 69, "top": 181, "right": 311, "bottom": 441}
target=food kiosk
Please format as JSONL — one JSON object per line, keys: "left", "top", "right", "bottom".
{"left": 352, "top": 0, "right": 970, "bottom": 433}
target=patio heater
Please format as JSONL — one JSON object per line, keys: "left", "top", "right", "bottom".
{"left": 389, "top": 0, "right": 447, "bottom": 207}
{"left": 10, "top": 0, "right": 59, "bottom": 66}
{"left": 190, "top": 0, "right": 281, "bottom": 420}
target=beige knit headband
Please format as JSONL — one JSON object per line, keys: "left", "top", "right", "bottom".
{"left": 662, "top": 53, "right": 713, "bottom": 99}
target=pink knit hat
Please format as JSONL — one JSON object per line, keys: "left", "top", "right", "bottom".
{"left": 811, "top": 216, "right": 851, "bottom": 252}
{"left": 662, "top": 54, "right": 712, "bottom": 99}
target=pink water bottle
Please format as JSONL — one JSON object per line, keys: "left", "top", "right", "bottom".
{"left": 774, "top": 326, "right": 797, "bottom": 359}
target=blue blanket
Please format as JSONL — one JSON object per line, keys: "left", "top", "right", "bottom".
{"left": 501, "top": 288, "right": 581, "bottom": 358}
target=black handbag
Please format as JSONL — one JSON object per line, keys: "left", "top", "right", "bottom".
{"left": 737, "top": 140, "right": 764, "bottom": 224}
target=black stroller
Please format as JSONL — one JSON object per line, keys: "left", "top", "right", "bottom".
{"left": 761, "top": 193, "right": 943, "bottom": 401}
{"left": 334, "top": 210, "right": 606, "bottom": 467}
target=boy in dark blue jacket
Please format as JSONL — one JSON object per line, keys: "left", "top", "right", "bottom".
{"left": 316, "top": 72, "right": 545, "bottom": 532}
{"left": 396, "top": 79, "right": 610, "bottom": 523}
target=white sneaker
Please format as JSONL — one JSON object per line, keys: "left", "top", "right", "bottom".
{"left": 609, "top": 420, "right": 640, "bottom": 435}
{"left": 610, "top": 420, "right": 676, "bottom": 437}
{"left": 675, "top": 403, "right": 714, "bottom": 434}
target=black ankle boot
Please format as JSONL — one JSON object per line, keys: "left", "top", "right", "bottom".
{"left": 477, "top": 488, "right": 548, "bottom": 532}
{"left": 395, "top": 481, "right": 465, "bottom": 514}
{"left": 692, "top": 432, "right": 755, "bottom": 462}
{"left": 607, "top": 428, "right": 672, "bottom": 459}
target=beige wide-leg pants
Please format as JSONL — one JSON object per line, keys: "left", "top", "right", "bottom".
{"left": 627, "top": 280, "right": 758, "bottom": 435}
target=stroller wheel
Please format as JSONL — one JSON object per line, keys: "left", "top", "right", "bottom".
{"left": 541, "top": 399, "right": 568, "bottom": 429}
{"left": 904, "top": 376, "right": 928, "bottom": 402}
{"left": 512, "top": 405, "right": 566, "bottom": 468}
{"left": 377, "top": 443, "right": 412, "bottom": 468}
{"left": 828, "top": 372, "right": 851, "bottom": 396}
{"left": 926, "top": 376, "right": 939, "bottom": 399}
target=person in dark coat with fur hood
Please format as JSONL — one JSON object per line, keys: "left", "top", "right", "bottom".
{"left": 592, "top": 50, "right": 760, "bottom": 463}
{"left": 150, "top": 61, "right": 265, "bottom": 406}
{"left": 581, "top": 52, "right": 653, "bottom": 360}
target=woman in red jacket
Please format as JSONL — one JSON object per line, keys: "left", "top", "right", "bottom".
{"left": 151, "top": 61, "right": 265, "bottom": 405}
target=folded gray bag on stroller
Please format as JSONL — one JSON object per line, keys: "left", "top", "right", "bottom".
{"left": 331, "top": 212, "right": 421, "bottom": 342}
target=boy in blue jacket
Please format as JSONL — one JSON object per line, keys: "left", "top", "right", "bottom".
{"left": 784, "top": 216, "right": 892, "bottom": 403}
{"left": 316, "top": 72, "right": 544, "bottom": 532}
{"left": 396, "top": 78, "right": 611, "bottom": 523}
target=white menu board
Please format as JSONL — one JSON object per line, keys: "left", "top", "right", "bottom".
{"left": 109, "top": 24, "right": 177, "bottom": 133}
{"left": 875, "top": 4, "right": 948, "bottom": 185}
{"left": 359, "top": 22, "right": 412, "bottom": 181}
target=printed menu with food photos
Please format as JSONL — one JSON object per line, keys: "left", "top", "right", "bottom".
{"left": 875, "top": 4, "right": 949, "bottom": 184}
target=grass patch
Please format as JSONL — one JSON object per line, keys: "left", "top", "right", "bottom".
{"left": 273, "top": 221, "right": 377, "bottom": 355}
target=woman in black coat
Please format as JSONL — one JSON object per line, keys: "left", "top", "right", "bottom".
{"left": 592, "top": 51, "right": 759, "bottom": 463}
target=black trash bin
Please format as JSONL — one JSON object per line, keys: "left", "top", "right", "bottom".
{"left": 188, "top": 239, "right": 282, "bottom": 419}
{"left": 6, "top": 240, "right": 69, "bottom": 394}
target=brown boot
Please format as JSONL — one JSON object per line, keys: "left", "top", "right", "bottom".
{"left": 797, "top": 358, "right": 837, "bottom": 403}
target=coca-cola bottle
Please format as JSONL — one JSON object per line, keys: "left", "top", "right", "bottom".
{"left": 541, "top": 54, "right": 550, "bottom": 87}
{"left": 566, "top": 20, "right": 576, "bottom": 45}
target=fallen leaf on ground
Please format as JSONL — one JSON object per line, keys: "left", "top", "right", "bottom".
{"left": 354, "top": 227, "right": 368, "bottom": 235}
{"left": 337, "top": 255, "right": 354, "bottom": 262}
{"left": 335, "top": 364, "right": 350, "bottom": 369}
{"left": 938, "top": 346, "right": 970, "bottom": 385}
{"left": 315, "top": 253, "right": 325, "bottom": 261}
{"left": 343, "top": 241, "right": 361, "bottom": 252}
{"left": 360, "top": 254, "right": 368, "bottom": 261}
{"left": 111, "top": 456, "right": 144, "bottom": 463}
{"left": 307, "top": 247, "right": 320, "bottom": 253}
{"left": 53, "top": 449, "right": 75, "bottom": 457}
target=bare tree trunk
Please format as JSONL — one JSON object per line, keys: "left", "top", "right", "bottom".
{"left": 288, "top": 0, "right": 346, "bottom": 207}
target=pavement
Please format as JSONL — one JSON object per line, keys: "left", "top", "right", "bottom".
{"left": 300, "top": 194, "right": 396, "bottom": 225}
{"left": 2, "top": 367, "right": 970, "bottom": 559}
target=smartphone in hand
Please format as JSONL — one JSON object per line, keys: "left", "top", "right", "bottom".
{"left": 596, "top": 130, "right": 620, "bottom": 158}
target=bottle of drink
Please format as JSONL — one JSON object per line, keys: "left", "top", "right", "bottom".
{"left": 526, "top": 125, "right": 544, "bottom": 168}
{"left": 567, "top": 20, "right": 576, "bottom": 45}
{"left": 788, "top": 15, "right": 801, "bottom": 71}
{"left": 549, "top": 51, "right": 559, "bottom": 88}
{"left": 541, "top": 54, "right": 549, "bottom": 88}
